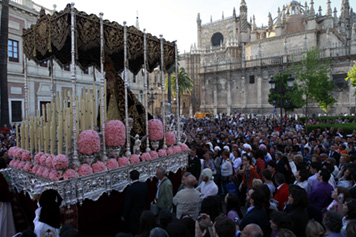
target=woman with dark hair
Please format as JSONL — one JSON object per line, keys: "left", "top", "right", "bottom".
{"left": 270, "top": 211, "right": 293, "bottom": 237}
{"left": 327, "top": 186, "right": 350, "bottom": 212}
{"left": 285, "top": 185, "right": 309, "bottom": 237}
{"left": 136, "top": 210, "right": 156, "bottom": 237}
{"left": 239, "top": 153, "right": 260, "bottom": 192}
{"left": 224, "top": 193, "right": 243, "bottom": 222}
{"left": 341, "top": 199, "right": 356, "bottom": 236}
{"left": 34, "top": 189, "right": 63, "bottom": 237}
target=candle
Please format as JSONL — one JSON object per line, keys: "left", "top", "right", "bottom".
{"left": 67, "top": 114, "right": 72, "bottom": 150}
{"left": 104, "top": 79, "right": 107, "bottom": 121}
{"left": 57, "top": 115, "right": 62, "bottom": 155}
{"left": 15, "top": 124, "right": 19, "bottom": 148}
{"left": 44, "top": 124, "right": 48, "bottom": 154}
{"left": 46, "top": 103, "right": 50, "bottom": 122}
{"left": 42, "top": 104, "right": 45, "bottom": 121}
{"left": 24, "top": 121, "right": 28, "bottom": 151}
{"left": 34, "top": 117, "right": 37, "bottom": 153}
{"left": 99, "top": 89, "right": 102, "bottom": 128}
{"left": 90, "top": 92, "right": 94, "bottom": 130}
{"left": 50, "top": 122, "right": 54, "bottom": 154}
{"left": 38, "top": 127, "right": 41, "bottom": 152}
{"left": 93, "top": 82, "right": 97, "bottom": 127}
{"left": 30, "top": 119, "right": 34, "bottom": 153}
{"left": 81, "top": 98, "right": 85, "bottom": 131}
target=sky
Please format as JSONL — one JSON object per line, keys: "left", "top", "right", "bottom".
{"left": 33, "top": 0, "right": 356, "bottom": 53}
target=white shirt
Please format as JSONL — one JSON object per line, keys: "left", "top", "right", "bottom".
{"left": 221, "top": 160, "right": 233, "bottom": 177}
{"left": 196, "top": 180, "right": 218, "bottom": 201}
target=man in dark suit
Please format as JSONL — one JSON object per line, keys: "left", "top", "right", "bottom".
{"left": 239, "top": 187, "right": 270, "bottom": 236}
{"left": 121, "top": 170, "right": 148, "bottom": 235}
{"left": 187, "top": 148, "right": 201, "bottom": 180}
{"left": 328, "top": 144, "right": 341, "bottom": 166}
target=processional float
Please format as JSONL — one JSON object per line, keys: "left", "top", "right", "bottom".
{"left": 2, "top": 3, "right": 188, "bottom": 207}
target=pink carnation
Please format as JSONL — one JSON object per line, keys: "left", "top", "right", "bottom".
{"left": 150, "top": 151, "right": 159, "bottom": 159}
{"left": 118, "top": 157, "right": 129, "bottom": 167}
{"left": 16, "top": 148, "right": 24, "bottom": 160}
{"left": 167, "top": 147, "right": 174, "bottom": 155}
{"left": 52, "top": 154, "right": 69, "bottom": 170}
{"left": 78, "top": 130, "right": 101, "bottom": 155}
{"left": 92, "top": 161, "right": 107, "bottom": 173}
{"left": 32, "top": 165, "right": 40, "bottom": 174}
{"left": 49, "top": 170, "right": 62, "bottom": 181}
{"left": 8, "top": 147, "right": 17, "bottom": 157}
{"left": 63, "top": 169, "right": 77, "bottom": 180}
{"left": 34, "top": 152, "right": 43, "bottom": 164}
{"left": 13, "top": 160, "right": 20, "bottom": 168}
{"left": 141, "top": 152, "right": 151, "bottom": 161}
{"left": 37, "top": 166, "right": 46, "bottom": 176}
{"left": 106, "top": 158, "right": 119, "bottom": 170}
{"left": 130, "top": 155, "right": 140, "bottom": 164}
{"left": 39, "top": 154, "right": 48, "bottom": 166}
{"left": 158, "top": 149, "right": 167, "bottom": 157}
{"left": 173, "top": 145, "right": 182, "bottom": 154}
{"left": 148, "top": 119, "right": 163, "bottom": 141}
{"left": 180, "top": 144, "right": 190, "bottom": 151}
{"left": 17, "top": 161, "right": 26, "bottom": 169}
{"left": 42, "top": 168, "right": 51, "bottom": 178}
{"left": 23, "top": 162, "right": 33, "bottom": 172}
{"left": 165, "top": 132, "right": 176, "bottom": 146}
{"left": 9, "top": 159, "right": 16, "bottom": 167}
{"left": 46, "top": 156, "right": 53, "bottom": 168}
{"left": 21, "top": 150, "right": 31, "bottom": 161}
{"left": 105, "top": 120, "right": 126, "bottom": 147}
{"left": 78, "top": 164, "right": 93, "bottom": 177}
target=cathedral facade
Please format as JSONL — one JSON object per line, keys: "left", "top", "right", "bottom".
{"left": 181, "top": 0, "right": 356, "bottom": 116}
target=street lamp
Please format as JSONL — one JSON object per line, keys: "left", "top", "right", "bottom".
{"left": 147, "top": 88, "right": 158, "bottom": 115}
{"left": 269, "top": 73, "right": 294, "bottom": 131}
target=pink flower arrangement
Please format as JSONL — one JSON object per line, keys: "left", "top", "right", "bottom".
{"left": 52, "top": 154, "right": 69, "bottom": 170}
{"left": 17, "top": 161, "right": 26, "bottom": 170}
{"left": 50, "top": 170, "right": 62, "bottom": 181}
{"left": 180, "top": 144, "right": 190, "bottom": 151}
{"left": 63, "top": 169, "right": 77, "bottom": 180}
{"left": 92, "top": 161, "right": 107, "bottom": 173}
{"left": 173, "top": 145, "right": 182, "bottom": 154}
{"left": 46, "top": 156, "right": 53, "bottom": 168}
{"left": 42, "top": 168, "right": 51, "bottom": 178}
{"left": 148, "top": 119, "right": 163, "bottom": 141}
{"left": 39, "top": 154, "right": 49, "bottom": 166}
{"left": 105, "top": 120, "right": 126, "bottom": 147}
{"left": 16, "top": 148, "right": 24, "bottom": 160}
{"left": 118, "top": 157, "right": 129, "bottom": 167}
{"left": 8, "top": 147, "right": 17, "bottom": 157}
{"left": 167, "top": 147, "right": 174, "bottom": 155}
{"left": 23, "top": 162, "right": 33, "bottom": 172}
{"left": 13, "top": 160, "right": 20, "bottom": 168}
{"left": 150, "top": 151, "right": 159, "bottom": 159}
{"left": 21, "top": 150, "right": 31, "bottom": 161}
{"left": 106, "top": 158, "right": 119, "bottom": 170}
{"left": 37, "top": 166, "right": 46, "bottom": 176}
{"left": 141, "top": 152, "right": 151, "bottom": 161}
{"left": 9, "top": 159, "right": 16, "bottom": 167}
{"left": 130, "top": 155, "right": 140, "bottom": 164}
{"left": 78, "top": 164, "right": 93, "bottom": 177}
{"left": 158, "top": 149, "right": 167, "bottom": 157}
{"left": 32, "top": 165, "right": 40, "bottom": 174}
{"left": 34, "top": 152, "right": 43, "bottom": 164}
{"left": 165, "top": 132, "right": 176, "bottom": 146}
{"left": 78, "top": 130, "right": 101, "bottom": 155}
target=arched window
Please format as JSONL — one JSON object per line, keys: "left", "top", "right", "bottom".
{"left": 211, "top": 32, "right": 224, "bottom": 47}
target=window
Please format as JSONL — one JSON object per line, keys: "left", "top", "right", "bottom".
{"left": 333, "top": 74, "right": 348, "bottom": 89}
{"left": 11, "top": 101, "right": 22, "bottom": 122}
{"left": 133, "top": 75, "right": 136, "bottom": 83}
{"left": 39, "top": 60, "right": 48, "bottom": 67}
{"left": 249, "top": 75, "right": 255, "bottom": 84}
{"left": 211, "top": 32, "right": 224, "bottom": 47}
{"left": 64, "top": 65, "right": 70, "bottom": 71}
{"left": 8, "top": 39, "right": 19, "bottom": 62}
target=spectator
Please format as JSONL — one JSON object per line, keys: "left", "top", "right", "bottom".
{"left": 323, "top": 210, "right": 343, "bottom": 237}
{"left": 270, "top": 211, "right": 293, "bottom": 237}
{"left": 224, "top": 193, "right": 243, "bottom": 222}
{"left": 187, "top": 148, "right": 201, "bottom": 180}
{"left": 155, "top": 167, "right": 173, "bottom": 212}
{"left": 309, "top": 169, "right": 333, "bottom": 209}
{"left": 273, "top": 173, "right": 289, "bottom": 211}
{"left": 195, "top": 168, "right": 218, "bottom": 201}
{"left": 136, "top": 211, "right": 156, "bottom": 237}
{"left": 305, "top": 220, "right": 325, "bottom": 237}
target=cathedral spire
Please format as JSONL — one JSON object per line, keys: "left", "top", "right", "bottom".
{"left": 276, "top": 7, "right": 282, "bottom": 27}
{"left": 304, "top": 2, "right": 309, "bottom": 15}
{"left": 240, "top": 0, "right": 246, "bottom": 6}
{"left": 310, "top": 0, "right": 315, "bottom": 16}
{"left": 233, "top": 7, "right": 236, "bottom": 18}
{"left": 268, "top": 12, "right": 273, "bottom": 29}
{"left": 318, "top": 6, "right": 322, "bottom": 16}
{"left": 135, "top": 12, "right": 140, "bottom": 30}
{"left": 327, "top": 0, "right": 332, "bottom": 16}
{"left": 197, "top": 13, "right": 201, "bottom": 25}
{"left": 252, "top": 15, "right": 256, "bottom": 32}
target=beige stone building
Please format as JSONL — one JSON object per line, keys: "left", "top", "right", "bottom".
{"left": 181, "top": 0, "right": 356, "bottom": 117}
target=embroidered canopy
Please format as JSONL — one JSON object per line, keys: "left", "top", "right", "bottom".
{"left": 22, "top": 4, "right": 176, "bottom": 74}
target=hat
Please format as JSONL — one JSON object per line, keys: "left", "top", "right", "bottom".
{"left": 223, "top": 145, "right": 230, "bottom": 152}
{"left": 243, "top": 143, "right": 252, "bottom": 150}
{"left": 201, "top": 168, "right": 213, "bottom": 180}
{"left": 206, "top": 142, "right": 213, "bottom": 150}
{"left": 214, "top": 146, "right": 221, "bottom": 151}
{"left": 259, "top": 144, "right": 267, "bottom": 150}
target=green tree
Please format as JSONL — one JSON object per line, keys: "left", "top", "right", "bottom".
{"left": 0, "top": 0, "right": 10, "bottom": 126}
{"left": 294, "top": 47, "right": 335, "bottom": 119}
{"left": 165, "top": 68, "right": 193, "bottom": 116}
{"left": 346, "top": 61, "right": 356, "bottom": 90}
{"left": 268, "top": 73, "right": 304, "bottom": 114}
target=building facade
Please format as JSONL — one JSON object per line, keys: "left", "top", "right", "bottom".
{"left": 182, "top": 0, "right": 356, "bottom": 117}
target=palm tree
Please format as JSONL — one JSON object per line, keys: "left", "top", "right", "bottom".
{"left": 0, "top": 0, "right": 10, "bottom": 126}
{"left": 165, "top": 68, "right": 193, "bottom": 116}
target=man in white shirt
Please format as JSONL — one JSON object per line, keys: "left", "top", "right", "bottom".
{"left": 196, "top": 168, "right": 218, "bottom": 201}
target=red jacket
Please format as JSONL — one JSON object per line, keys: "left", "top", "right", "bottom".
{"left": 242, "top": 165, "right": 260, "bottom": 189}
{"left": 274, "top": 183, "right": 289, "bottom": 211}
